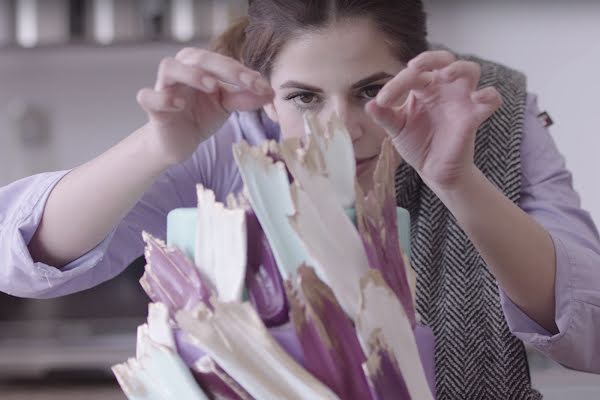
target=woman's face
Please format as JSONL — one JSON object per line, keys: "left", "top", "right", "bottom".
{"left": 264, "top": 17, "right": 405, "bottom": 181}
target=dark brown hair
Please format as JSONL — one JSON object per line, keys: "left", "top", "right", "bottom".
{"left": 211, "top": 0, "right": 428, "bottom": 77}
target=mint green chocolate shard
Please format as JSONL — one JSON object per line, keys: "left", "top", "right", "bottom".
{"left": 167, "top": 208, "right": 197, "bottom": 261}
{"left": 112, "top": 331, "right": 209, "bottom": 400}
{"left": 232, "top": 140, "right": 313, "bottom": 280}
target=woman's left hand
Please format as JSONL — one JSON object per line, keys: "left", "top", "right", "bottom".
{"left": 366, "top": 50, "right": 502, "bottom": 192}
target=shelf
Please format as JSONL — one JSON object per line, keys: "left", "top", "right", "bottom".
{"left": 0, "top": 37, "right": 213, "bottom": 53}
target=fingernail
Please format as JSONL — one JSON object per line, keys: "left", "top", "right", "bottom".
{"left": 239, "top": 72, "right": 255, "bottom": 87}
{"left": 202, "top": 77, "right": 216, "bottom": 91}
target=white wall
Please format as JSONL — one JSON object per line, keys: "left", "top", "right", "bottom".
{"left": 425, "top": 0, "right": 600, "bottom": 224}
{"left": 0, "top": 43, "right": 191, "bottom": 186}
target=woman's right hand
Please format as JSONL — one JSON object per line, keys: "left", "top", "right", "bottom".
{"left": 137, "top": 47, "right": 274, "bottom": 166}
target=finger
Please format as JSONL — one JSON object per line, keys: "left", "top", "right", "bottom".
{"left": 176, "top": 47, "right": 272, "bottom": 95}
{"left": 471, "top": 86, "right": 503, "bottom": 123}
{"left": 376, "top": 69, "right": 432, "bottom": 107}
{"left": 472, "top": 86, "right": 501, "bottom": 105}
{"left": 155, "top": 57, "right": 218, "bottom": 93}
{"left": 222, "top": 91, "right": 275, "bottom": 112}
{"left": 137, "top": 88, "right": 185, "bottom": 114}
{"left": 366, "top": 98, "right": 407, "bottom": 137}
{"left": 407, "top": 50, "right": 457, "bottom": 72}
{"left": 438, "top": 60, "right": 481, "bottom": 89}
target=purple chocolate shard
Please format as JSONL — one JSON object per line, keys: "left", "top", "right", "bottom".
{"left": 174, "top": 328, "right": 206, "bottom": 367}
{"left": 363, "top": 330, "right": 411, "bottom": 400}
{"left": 245, "top": 209, "right": 289, "bottom": 326}
{"left": 359, "top": 196, "right": 415, "bottom": 327}
{"left": 140, "top": 232, "right": 213, "bottom": 313}
{"left": 355, "top": 140, "right": 416, "bottom": 327}
{"left": 287, "top": 265, "right": 372, "bottom": 400}
{"left": 268, "top": 322, "right": 305, "bottom": 367}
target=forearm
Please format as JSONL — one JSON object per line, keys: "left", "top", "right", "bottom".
{"left": 28, "top": 123, "right": 169, "bottom": 268}
{"left": 426, "top": 166, "right": 558, "bottom": 334}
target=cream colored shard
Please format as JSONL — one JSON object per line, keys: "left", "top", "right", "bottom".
{"left": 288, "top": 180, "right": 370, "bottom": 320}
{"left": 176, "top": 301, "right": 340, "bottom": 400}
{"left": 301, "top": 112, "right": 356, "bottom": 208}
{"left": 356, "top": 270, "right": 433, "bottom": 400}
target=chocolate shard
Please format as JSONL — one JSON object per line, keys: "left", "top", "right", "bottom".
{"left": 195, "top": 185, "right": 247, "bottom": 302}
{"left": 232, "top": 139, "right": 314, "bottom": 281}
{"left": 112, "top": 326, "right": 210, "bottom": 400}
{"left": 245, "top": 208, "right": 289, "bottom": 326}
{"left": 176, "top": 301, "right": 340, "bottom": 400}
{"left": 354, "top": 139, "right": 417, "bottom": 326}
{"left": 193, "top": 355, "right": 255, "bottom": 400}
{"left": 140, "top": 232, "right": 212, "bottom": 313}
{"left": 356, "top": 271, "right": 433, "bottom": 400}
{"left": 362, "top": 330, "right": 411, "bottom": 400}
{"left": 287, "top": 265, "right": 373, "bottom": 400}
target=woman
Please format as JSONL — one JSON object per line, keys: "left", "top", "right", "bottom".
{"left": 1, "top": 1, "right": 598, "bottom": 398}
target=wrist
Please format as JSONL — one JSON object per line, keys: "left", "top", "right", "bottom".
{"left": 423, "top": 165, "right": 488, "bottom": 205}
{"left": 134, "top": 123, "right": 177, "bottom": 173}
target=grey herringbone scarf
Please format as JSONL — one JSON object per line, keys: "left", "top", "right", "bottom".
{"left": 395, "top": 54, "right": 543, "bottom": 399}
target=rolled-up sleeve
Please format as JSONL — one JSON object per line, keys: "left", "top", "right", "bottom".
{"left": 498, "top": 94, "right": 600, "bottom": 372}
{"left": 0, "top": 113, "right": 248, "bottom": 299}
{"left": 0, "top": 162, "right": 195, "bottom": 298}
{"left": 1, "top": 170, "right": 109, "bottom": 298}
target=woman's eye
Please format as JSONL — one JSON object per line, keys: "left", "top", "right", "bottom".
{"left": 285, "top": 92, "right": 320, "bottom": 109}
{"left": 361, "top": 85, "right": 383, "bottom": 99}
{"left": 293, "top": 93, "right": 316, "bottom": 105}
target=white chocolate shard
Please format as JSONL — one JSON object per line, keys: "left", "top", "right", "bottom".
{"left": 195, "top": 185, "right": 247, "bottom": 302}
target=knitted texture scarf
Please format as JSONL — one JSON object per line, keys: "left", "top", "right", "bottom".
{"left": 395, "top": 53, "right": 543, "bottom": 399}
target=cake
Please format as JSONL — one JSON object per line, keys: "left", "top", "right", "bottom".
{"left": 112, "top": 114, "right": 436, "bottom": 400}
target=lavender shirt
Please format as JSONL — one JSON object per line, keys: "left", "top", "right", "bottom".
{"left": 1, "top": 94, "right": 599, "bottom": 372}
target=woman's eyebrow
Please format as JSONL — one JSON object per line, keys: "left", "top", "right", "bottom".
{"left": 351, "top": 72, "right": 393, "bottom": 89}
{"left": 279, "top": 72, "right": 393, "bottom": 92}
{"left": 280, "top": 81, "right": 323, "bottom": 92}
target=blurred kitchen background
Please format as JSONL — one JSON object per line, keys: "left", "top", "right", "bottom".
{"left": 0, "top": 0, "right": 599, "bottom": 399}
